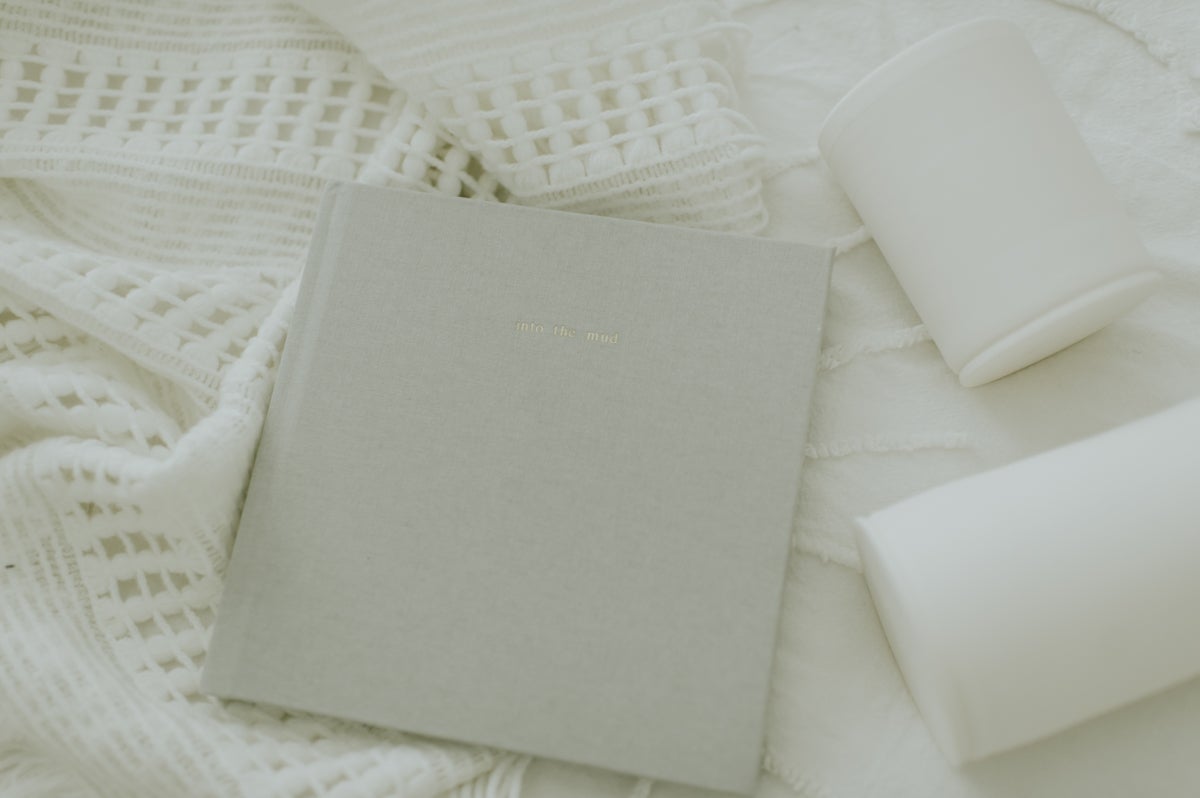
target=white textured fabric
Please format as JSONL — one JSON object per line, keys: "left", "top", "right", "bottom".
{"left": 296, "top": 0, "right": 768, "bottom": 229}
{"left": 2, "top": 1, "right": 1199, "bottom": 798}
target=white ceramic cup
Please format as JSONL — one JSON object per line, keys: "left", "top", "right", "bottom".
{"left": 857, "top": 397, "right": 1200, "bottom": 764}
{"left": 819, "top": 19, "right": 1160, "bottom": 386}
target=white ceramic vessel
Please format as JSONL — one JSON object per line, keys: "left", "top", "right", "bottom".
{"left": 858, "top": 398, "right": 1200, "bottom": 763}
{"left": 819, "top": 19, "right": 1160, "bottom": 386}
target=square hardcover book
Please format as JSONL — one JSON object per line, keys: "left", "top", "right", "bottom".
{"left": 202, "top": 184, "right": 831, "bottom": 794}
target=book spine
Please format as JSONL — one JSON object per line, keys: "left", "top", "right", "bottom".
{"left": 201, "top": 183, "right": 352, "bottom": 694}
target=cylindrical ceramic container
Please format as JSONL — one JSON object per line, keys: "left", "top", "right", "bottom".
{"left": 819, "top": 19, "right": 1160, "bottom": 386}
{"left": 857, "top": 398, "right": 1200, "bottom": 764}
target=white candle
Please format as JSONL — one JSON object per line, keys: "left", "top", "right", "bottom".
{"left": 858, "top": 398, "right": 1200, "bottom": 763}
{"left": 819, "top": 19, "right": 1160, "bottom": 386}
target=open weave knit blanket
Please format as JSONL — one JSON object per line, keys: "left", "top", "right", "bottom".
{"left": 0, "top": 1, "right": 776, "bottom": 796}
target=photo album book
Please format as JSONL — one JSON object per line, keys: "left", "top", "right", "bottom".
{"left": 202, "top": 184, "right": 832, "bottom": 793}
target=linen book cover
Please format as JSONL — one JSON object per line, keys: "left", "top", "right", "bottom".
{"left": 202, "top": 184, "right": 832, "bottom": 793}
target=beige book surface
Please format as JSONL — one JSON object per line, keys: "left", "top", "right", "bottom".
{"left": 203, "top": 184, "right": 831, "bottom": 794}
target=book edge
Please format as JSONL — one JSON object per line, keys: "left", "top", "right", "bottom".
{"left": 201, "top": 182, "right": 355, "bottom": 695}
{"left": 736, "top": 246, "right": 835, "bottom": 794}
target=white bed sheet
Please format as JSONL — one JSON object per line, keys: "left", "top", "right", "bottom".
{"left": 524, "top": 1, "right": 1200, "bottom": 795}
